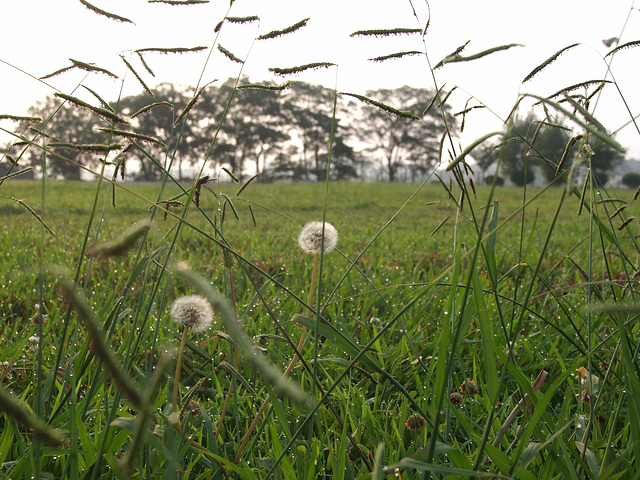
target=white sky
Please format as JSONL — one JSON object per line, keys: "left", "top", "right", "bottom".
{"left": 1, "top": 0, "right": 639, "bottom": 159}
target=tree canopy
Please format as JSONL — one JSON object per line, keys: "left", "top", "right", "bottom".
{"left": 7, "top": 79, "right": 455, "bottom": 182}
{"left": 476, "top": 114, "right": 624, "bottom": 187}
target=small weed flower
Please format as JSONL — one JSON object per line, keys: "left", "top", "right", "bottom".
{"left": 27, "top": 335, "right": 40, "bottom": 353}
{"left": 405, "top": 413, "right": 426, "bottom": 431}
{"left": 170, "top": 295, "right": 214, "bottom": 333}
{"left": 459, "top": 378, "right": 480, "bottom": 395}
{"left": 297, "top": 221, "right": 338, "bottom": 254}
{"left": 450, "top": 391, "right": 464, "bottom": 406}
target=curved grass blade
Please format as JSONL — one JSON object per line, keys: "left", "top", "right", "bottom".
{"left": 48, "top": 142, "right": 123, "bottom": 153}
{"left": 119, "top": 55, "right": 153, "bottom": 96}
{"left": 0, "top": 166, "right": 34, "bottom": 182}
{"left": 61, "top": 280, "right": 143, "bottom": 407}
{"left": 436, "top": 43, "right": 521, "bottom": 69}
{"left": 225, "top": 15, "right": 259, "bottom": 24}
{"left": 605, "top": 39, "right": 640, "bottom": 57}
{"left": 485, "top": 199, "right": 498, "bottom": 283}
{"left": 70, "top": 58, "right": 118, "bottom": 78}
{"left": 54, "top": 92, "right": 129, "bottom": 125}
{"left": 372, "top": 443, "right": 385, "bottom": 480}
{"left": 1, "top": 195, "right": 54, "bottom": 235}
{"left": 39, "top": 65, "right": 75, "bottom": 79}
{"left": 135, "top": 46, "right": 207, "bottom": 54}
{"left": 446, "top": 131, "right": 503, "bottom": 171}
{"left": 173, "top": 80, "right": 215, "bottom": 127}
{"left": 523, "top": 43, "right": 579, "bottom": 83}
{"left": 221, "top": 167, "right": 239, "bottom": 182}
{"left": 269, "top": 62, "right": 335, "bottom": 77}
{"left": 218, "top": 361, "right": 255, "bottom": 394}
{"left": 0, "top": 385, "right": 64, "bottom": 446}
{"left": 528, "top": 94, "right": 624, "bottom": 152}
{"left": 0, "top": 114, "right": 42, "bottom": 123}
{"left": 423, "top": 84, "right": 453, "bottom": 115}
{"left": 217, "top": 45, "right": 244, "bottom": 64}
{"left": 82, "top": 85, "right": 115, "bottom": 111}
{"left": 235, "top": 173, "right": 258, "bottom": 197}
{"left": 350, "top": 28, "right": 421, "bottom": 37}
{"left": 257, "top": 17, "right": 309, "bottom": 40}
{"left": 136, "top": 51, "right": 155, "bottom": 77}
{"left": 556, "top": 135, "right": 580, "bottom": 176}
{"left": 368, "top": 50, "right": 422, "bottom": 62}
{"left": 99, "top": 128, "right": 167, "bottom": 148}
{"left": 131, "top": 101, "right": 172, "bottom": 118}
{"left": 546, "top": 79, "right": 611, "bottom": 99}
{"left": 238, "top": 81, "right": 291, "bottom": 91}
{"left": 470, "top": 265, "right": 498, "bottom": 403}
{"left": 87, "top": 220, "right": 151, "bottom": 257}
{"left": 78, "top": 0, "right": 134, "bottom": 24}
{"left": 341, "top": 92, "right": 419, "bottom": 120}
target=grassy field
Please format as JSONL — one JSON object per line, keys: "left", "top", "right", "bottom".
{"left": 2, "top": 178, "right": 640, "bottom": 479}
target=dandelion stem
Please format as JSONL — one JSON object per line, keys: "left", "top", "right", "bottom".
{"left": 173, "top": 325, "right": 190, "bottom": 413}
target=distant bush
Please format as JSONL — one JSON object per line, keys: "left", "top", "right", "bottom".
{"left": 484, "top": 175, "right": 504, "bottom": 186}
{"left": 621, "top": 172, "right": 640, "bottom": 188}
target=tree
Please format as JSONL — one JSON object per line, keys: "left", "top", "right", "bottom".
{"left": 472, "top": 143, "right": 498, "bottom": 184}
{"left": 621, "top": 171, "right": 640, "bottom": 189}
{"left": 22, "top": 96, "right": 105, "bottom": 179}
{"left": 588, "top": 144, "right": 624, "bottom": 185}
{"left": 499, "top": 115, "right": 542, "bottom": 186}
{"left": 119, "top": 83, "right": 204, "bottom": 181}
{"left": 204, "top": 79, "right": 289, "bottom": 180}
{"left": 281, "top": 82, "right": 359, "bottom": 181}
{"left": 352, "top": 86, "right": 454, "bottom": 182}
{"left": 489, "top": 114, "right": 623, "bottom": 187}
{"left": 533, "top": 124, "right": 572, "bottom": 184}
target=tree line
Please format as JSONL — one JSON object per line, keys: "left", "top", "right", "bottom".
{"left": 1, "top": 79, "right": 626, "bottom": 184}
{"left": 4, "top": 79, "right": 453, "bottom": 183}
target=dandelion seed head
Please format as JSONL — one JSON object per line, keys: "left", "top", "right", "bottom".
{"left": 170, "top": 295, "right": 213, "bottom": 333}
{"left": 297, "top": 221, "right": 338, "bottom": 254}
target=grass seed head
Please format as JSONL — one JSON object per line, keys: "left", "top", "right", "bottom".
{"left": 298, "top": 221, "right": 338, "bottom": 254}
{"left": 171, "top": 295, "right": 214, "bottom": 333}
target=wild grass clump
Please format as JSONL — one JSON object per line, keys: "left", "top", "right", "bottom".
{"left": 1, "top": 1, "right": 639, "bottom": 479}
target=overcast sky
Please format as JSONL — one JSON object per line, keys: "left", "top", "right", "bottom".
{"left": 2, "top": 0, "right": 639, "bottom": 159}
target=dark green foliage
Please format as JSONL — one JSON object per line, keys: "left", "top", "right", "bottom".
{"left": 22, "top": 96, "right": 107, "bottom": 179}
{"left": 15, "top": 80, "right": 454, "bottom": 183}
{"left": 589, "top": 143, "right": 624, "bottom": 185}
{"left": 621, "top": 171, "right": 640, "bottom": 189}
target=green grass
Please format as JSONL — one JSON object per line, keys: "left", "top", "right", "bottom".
{"left": 1, "top": 2, "right": 640, "bottom": 478}
{"left": 1, "top": 179, "right": 639, "bottom": 478}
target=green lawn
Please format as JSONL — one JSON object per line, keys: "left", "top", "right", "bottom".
{"left": 1, "top": 179, "right": 639, "bottom": 479}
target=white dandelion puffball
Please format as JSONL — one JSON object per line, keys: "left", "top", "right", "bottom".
{"left": 298, "top": 221, "right": 338, "bottom": 254}
{"left": 170, "top": 295, "right": 214, "bottom": 333}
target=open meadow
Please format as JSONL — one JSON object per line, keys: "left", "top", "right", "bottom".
{"left": 2, "top": 179, "right": 640, "bottom": 479}
{"left": 1, "top": 0, "right": 640, "bottom": 478}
